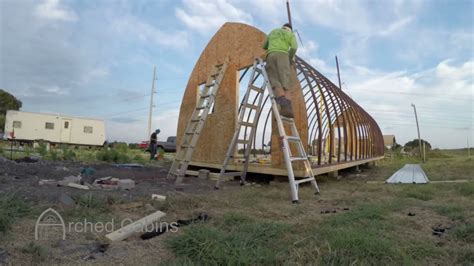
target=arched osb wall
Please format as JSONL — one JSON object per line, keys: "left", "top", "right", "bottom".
{"left": 177, "top": 22, "right": 384, "bottom": 170}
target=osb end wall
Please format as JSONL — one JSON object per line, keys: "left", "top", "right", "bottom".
{"left": 177, "top": 22, "right": 308, "bottom": 168}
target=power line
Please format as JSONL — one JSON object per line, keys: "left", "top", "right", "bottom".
{"left": 367, "top": 110, "right": 473, "bottom": 122}
{"left": 347, "top": 88, "right": 472, "bottom": 101}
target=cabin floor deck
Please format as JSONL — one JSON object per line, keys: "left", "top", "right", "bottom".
{"left": 189, "top": 156, "right": 384, "bottom": 177}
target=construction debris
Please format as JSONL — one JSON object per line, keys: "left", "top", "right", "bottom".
{"left": 39, "top": 179, "right": 58, "bottom": 186}
{"left": 151, "top": 194, "right": 166, "bottom": 201}
{"left": 118, "top": 179, "right": 135, "bottom": 190}
{"left": 90, "top": 177, "right": 136, "bottom": 190}
{"left": 67, "top": 183, "right": 90, "bottom": 190}
{"left": 432, "top": 224, "right": 450, "bottom": 237}
{"left": 58, "top": 175, "right": 82, "bottom": 186}
{"left": 80, "top": 167, "right": 96, "bottom": 176}
{"left": 82, "top": 243, "right": 109, "bottom": 261}
{"left": 105, "top": 210, "right": 166, "bottom": 242}
{"left": 176, "top": 212, "right": 208, "bottom": 226}
{"left": 141, "top": 212, "right": 208, "bottom": 240}
{"left": 39, "top": 174, "right": 135, "bottom": 191}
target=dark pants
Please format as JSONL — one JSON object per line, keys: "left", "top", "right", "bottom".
{"left": 149, "top": 143, "right": 157, "bottom": 160}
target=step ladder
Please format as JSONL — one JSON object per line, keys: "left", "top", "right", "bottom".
{"left": 168, "top": 60, "right": 228, "bottom": 184}
{"left": 215, "top": 58, "right": 320, "bottom": 203}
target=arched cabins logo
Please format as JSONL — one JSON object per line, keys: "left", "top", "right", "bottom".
{"left": 35, "top": 208, "right": 66, "bottom": 240}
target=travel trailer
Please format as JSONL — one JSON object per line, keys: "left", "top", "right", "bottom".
{"left": 4, "top": 110, "right": 106, "bottom": 146}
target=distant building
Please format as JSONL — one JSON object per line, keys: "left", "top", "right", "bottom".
{"left": 4, "top": 110, "right": 106, "bottom": 146}
{"left": 383, "top": 134, "right": 396, "bottom": 149}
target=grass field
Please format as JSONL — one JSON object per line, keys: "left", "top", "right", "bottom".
{"left": 0, "top": 148, "right": 472, "bottom": 265}
{"left": 0, "top": 141, "right": 172, "bottom": 165}
{"left": 161, "top": 150, "right": 473, "bottom": 265}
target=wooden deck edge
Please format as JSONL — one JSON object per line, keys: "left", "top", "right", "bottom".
{"left": 189, "top": 156, "right": 384, "bottom": 177}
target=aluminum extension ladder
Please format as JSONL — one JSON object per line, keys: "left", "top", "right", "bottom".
{"left": 168, "top": 60, "right": 228, "bottom": 184}
{"left": 215, "top": 58, "right": 320, "bottom": 203}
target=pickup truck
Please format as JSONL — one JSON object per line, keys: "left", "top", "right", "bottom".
{"left": 139, "top": 136, "right": 177, "bottom": 152}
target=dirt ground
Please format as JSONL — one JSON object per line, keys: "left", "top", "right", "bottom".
{"left": 0, "top": 153, "right": 472, "bottom": 265}
{"left": 0, "top": 157, "right": 242, "bottom": 265}
{"left": 0, "top": 158, "right": 219, "bottom": 203}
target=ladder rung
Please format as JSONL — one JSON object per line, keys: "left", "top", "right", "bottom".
{"left": 200, "top": 94, "right": 211, "bottom": 99}
{"left": 280, "top": 116, "right": 295, "bottom": 123}
{"left": 181, "top": 145, "right": 193, "bottom": 149}
{"left": 236, "top": 139, "right": 250, "bottom": 144}
{"left": 290, "top": 157, "right": 307, "bottom": 162}
{"left": 251, "top": 85, "right": 264, "bottom": 93}
{"left": 221, "top": 172, "right": 242, "bottom": 177}
{"left": 243, "top": 104, "right": 259, "bottom": 110}
{"left": 240, "top": 121, "right": 255, "bottom": 127}
{"left": 191, "top": 118, "right": 202, "bottom": 122}
{"left": 295, "top": 177, "right": 315, "bottom": 185}
{"left": 185, "top": 131, "right": 195, "bottom": 135}
{"left": 196, "top": 106, "right": 208, "bottom": 110}
{"left": 286, "top": 136, "right": 300, "bottom": 142}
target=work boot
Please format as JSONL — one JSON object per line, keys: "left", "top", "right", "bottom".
{"left": 274, "top": 96, "right": 285, "bottom": 114}
{"left": 275, "top": 97, "right": 294, "bottom": 118}
{"left": 284, "top": 99, "right": 295, "bottom": 118}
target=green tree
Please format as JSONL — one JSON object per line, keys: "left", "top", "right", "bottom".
{"left": 0, "top": 89, "right": 22, "bottom": 129}
{"left": 404, "top": 139, "right": 432, "bottom": 151}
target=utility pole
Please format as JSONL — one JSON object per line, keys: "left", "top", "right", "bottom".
{"left": 147, "top": 66, "right": 157, "bottom": 139}
{"left": 286, "top": 0, "right": 292, "bottom": 27}
{"left": 335, "top": 55, "right": 342, "bottom": 89}
{"left": 411, "top": 104, "right": 423, "bottom": 162}
{"left": 423, "top": 141, "right": 426, "bottom": 162}
{"left": 468, "top": 137, "right": 471, "bottom": 157}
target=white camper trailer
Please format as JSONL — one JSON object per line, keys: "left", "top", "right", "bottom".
{"left": 4, "top": 110, "right": 106, "bottom": 146}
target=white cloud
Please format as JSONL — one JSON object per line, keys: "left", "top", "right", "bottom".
{"left": 344, "top": 59, "right": 473, "bottom": 148}
{"left": 82, "top": 67, "right": 110, "bottom": 83}
{"left": 378, "top": 17, "right": 413, "bottom": 37}
{"left": 112, "top": 16, "right": 189, "bottom": 47}
{"left": 295, "top": 39, "right": 335, "bottom": 77}
{"left": 297, "top": 40, "right": 319, "bottom": 58}
{"left": 175, "top": 0, "right": 252, "bottom": 35}
{"left": 295, "top": 0, "right": 418, "bottom": 37}
{"left": 35, "top": 0, "right": 77, "bottom": 22}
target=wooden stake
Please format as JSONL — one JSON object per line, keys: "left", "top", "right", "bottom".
{"left": 105, "top": 210, "right": 166, "bottom": 242}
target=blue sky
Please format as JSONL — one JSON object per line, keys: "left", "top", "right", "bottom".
{"left": 1, "top": 0, "right": 472, "bottom": 148}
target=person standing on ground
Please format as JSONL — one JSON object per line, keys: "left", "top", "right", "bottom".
{"left": 149, "top": 129, "right": 160, "bottom": 160}
{"left": 263, "top": 23, "right": 298, "bottom": 118}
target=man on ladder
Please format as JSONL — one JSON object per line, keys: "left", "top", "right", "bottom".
{"left": 262, "top": 23, "right": 298, "bottom": 118}
{"left": 216, "top": 23, "right": 319, "bottom": 202}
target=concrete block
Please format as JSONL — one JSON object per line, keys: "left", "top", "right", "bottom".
{"left": 118, "top": 179, "right": 135, "bottom": 190}
{"left": 328, "top": 170, "right": 339, "bottom": 178}
{"left": 198, "top": 169, "right": 210, "bottom": 180}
